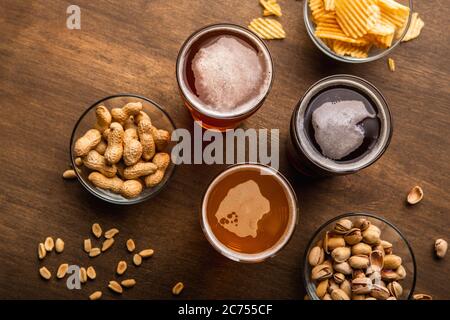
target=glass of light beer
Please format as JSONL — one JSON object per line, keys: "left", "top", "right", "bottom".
{"left": 201, "top": 164, "right": 299, "bottom": 263}
{"left": 176, "top": 24, "right": 274, "bottom": 131}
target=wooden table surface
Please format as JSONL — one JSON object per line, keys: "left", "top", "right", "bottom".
{"left": 0, "top": 0, "right": 449, "bottom": 300}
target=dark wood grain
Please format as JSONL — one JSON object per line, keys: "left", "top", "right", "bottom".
{"left": 0, "top": 0, "right": 449, "bottom": 300}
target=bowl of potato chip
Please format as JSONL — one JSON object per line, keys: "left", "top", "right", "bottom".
{"left": 304, "top": 0, "right": 414, "bottom": 63}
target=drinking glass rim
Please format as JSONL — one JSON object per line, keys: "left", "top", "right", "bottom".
{"left": 291, "top": 74, "right": 393, "bottom": 174}
{"left": 200, "top": 162, "right": 299, "bottom": 263}
{"left": 176, "top": 23, "right": 274, "bottom": 120}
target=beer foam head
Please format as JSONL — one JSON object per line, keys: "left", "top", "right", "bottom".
{"left": 214, "top": 179, "right": 270, "bottom": 238}
{"left": 191, "top": 35, "right": 270, "bottom": 115}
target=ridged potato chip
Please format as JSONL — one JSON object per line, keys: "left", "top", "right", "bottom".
{"left": 249, "top": 18, "right": 286, "bottom": 40}
{"left": 401, "top": 12, "right": 424, "bottom": 42}
{"left": 260, "top": 0, "right": 282, "bottom": 17}
{"left": 310, "top": 0, "right": 327, "bottom": 22}
{"left": 323, "top": 0, "right": 336, "bottom": 11}
{"left": 335, "top": 0, "right": 380, "bottom": 38}
{"left": 332, "top": 40, "right": 371, "bottom": 58}
{"left": 308, "top": 0, "right": 419, "bottom": 58}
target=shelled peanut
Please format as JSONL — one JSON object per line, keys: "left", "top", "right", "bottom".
{"left": 307, "top": 218, "right": 408, "bottom": 300}
{"left": 73, "top": 102, "right": 171, "bottom": 198}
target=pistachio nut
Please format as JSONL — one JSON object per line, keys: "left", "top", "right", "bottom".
{"left": 334, "top": 219, "right": 353, "bottom": 234}
{"left": 370, "top": 284, "right": 390, "bottom": 300}
{"left": 352, "top": 269, "right": 365, "bottom": 279}
{"left": 373, "top": 245, "right": 384, "bottom": 253}
{"left": 316, "top": 279, "right": 329, "bottom": 298}
{"left": 353, "top": 218, "right": 371, "bottom": 231}
{"left": 387, "top": 281, "right": 403, "bottom": 299}
{"left": 323, "top": 293, "right": 332, "bottom": 300}
{"left": 348, "top": 255, "right": 370, "bottom": 269}
{"left": 323, "top": 259, "right": 334, "bottom": 269}
{"left": 308, "top": 246, "right": 325, "bottom": 266}
{"left": 333, "top": 262, "right": 353, "bottom": 275}
{"left": 383, "top": 254, "right": 402, "bottom": 269}
{"left": 362, "top": 226, "right": 381, "bottom": 245}
{"left": 352, "top": 294, "right": 366, "bottom": 300}
{"left": 327, "top": 236, "right": 346, "bottom": 252}
{"left": 380, "top": 240, "right": 393, "bottom": 255}
{"left": 435, "top": 239, "right": 448, "bottom": 258}
{"left": 340, "top": 279, "right": 352, "bottom": 298}
{"left": 330, "top": 288, "right": 350, "bottom": 300}
{"left": 395, "top": 265, "right": 407, "bottom": 280}
{"left": 352, "top": 277, "right": 372, "bottom": 295}
{"left": 351, "top": 242, "right": 372, "bottom": 256}
{"left": 333, "top": 273, "right": 346, "bottom": 284}
{"left": 381, "top": 269, "right": 399, "bottom": 282}
{"left": 344, "top": 228, "right": 363, "bottom": 245}
{"left": 331, "top": 246, "right": 351, "bottom": 263}
{"left": 311, "top": 264, "right": 333, "bottom": 281}
{"left": 328, "top": 279, "right": 339, "bottom": 293}
{"left": 387, "top": 296, "right": 397, "bottom": 300}
{"left": 369, "top": 250, "right": 384, "bottom": 272}
{"left": 413, "top": 293, "right": 432, "bottom": 300}
{"left": 323, "top": 231, "right": 330, "bottom": 254}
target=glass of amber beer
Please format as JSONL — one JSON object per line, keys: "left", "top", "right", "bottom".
{"left": 176, "top": 24, "right": 274, "bottom": 131}
{"left": 201, "top": 164, "right": 299, "bottom": 263}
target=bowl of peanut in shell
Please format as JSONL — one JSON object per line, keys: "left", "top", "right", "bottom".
{"left": 70, "top": 94, "right": 176, "bottom": 205}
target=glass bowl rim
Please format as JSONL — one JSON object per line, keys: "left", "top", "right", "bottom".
{"left": 175, "top": 22, "right": 275, "bottom": 120}
{"left": 69, "top": 93, "right": 177, "bottom": 205}
{"left": 199, "top": 162, "right": 300, "bottom": 263}
{"left": 303, "top": 212, "right": 417, "bottom": 300}
{"left": 303, "top": 0, "right": 414, "bottom": 63}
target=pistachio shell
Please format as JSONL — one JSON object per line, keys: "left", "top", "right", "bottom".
{"left": 316, "top": 279, "right": 329, "bottom": 298}
{"left": 340, "top": 279, "right": 351, "bottom": 298}
{"left": 344, "top": 228, "right": 363, "bottom": 245}
{"left": 387, "top": 281, "right": 403, "bottom": 299}
{"left": 413, "top": 293, "right": 432, "bottom": 300}
{"left": 352, "top": 294, "right": 366, "bottom": 300}
{"left": 354, "top": 218, "right": 371, "bottom": 231}
{"left": 384, "top": 255, "right": 402, "bottom": 269}
{"left": 323, "top": 231, "right": 330, "bottom": 254}
{"left": 308, "top": 246, "right": 325, "bottom": 266}
{"left": 435, "top": 239, "right": 448, "bottom": 258}
{"left": 370, "top": 284, "right": 390, "bottom": 300}
{"left": 322, "top": 293, "right": 332, "bottom": 300}
{"left": 381, "top": 269, "right": 399, "bottom": 281}
{"left": 333, "top": 273, "right": 346, "bottom": 284}
{"left": 330, "top": 288, "right": 350, "bottom": 300}
{"left": 352, "top": 277, "right": 372, "bottom": 295}
{"left": 333, "top": 262, "right": 353, "bottom": 275}
{"left": 351, "top": 243, "right": 372, "bottom": 256}
{"left": 362, "top": 227, "right": 381, "bottom": 245}
{"left": 395, "top": 265, "right": 407, "bottom": 280}
{"left": 365, "top": 297, "right": 377, "bottom": 300}
{"left": 328, "top": 279, "right": 339, "bottom": 293}
{"left": 380, "top": 240, "right": 393, "bottom": 249}
{"left": 369, "top": 250, "right": 384, "bottom": 271}
{"left": 311, "top": 264, "right": 333, "bottom": 281}
{"left": 352, "top": 269, "right": 365, "bottom": 279}
{"left": 331, "top": 246, "right": 351, "bottom": 263}
{"left": 387, "top": 296, "right": 397, "bottom": 300}
{"left": 348, "top": 255, "right": 370, "bottom": 269}
{"left": 334, "top": 219, "right": 353, "bottom": 234}
{"left": 407, "top": 185, "right": 423, "bottom": 205}
{"left": 327, "top": 237, "right": 346, "bottom": 251}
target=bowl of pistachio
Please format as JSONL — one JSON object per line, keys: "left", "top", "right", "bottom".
{"left": 304, "top": 213, "right": 416, "bottom": 300}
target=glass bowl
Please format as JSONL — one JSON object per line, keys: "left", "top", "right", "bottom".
{"left": 303, "top": 213, "right": 416, "bottom": 300}
{"left": 304, "top": 0, "right": 413, "bottom": 63}
{"left": 69, "top": 94, "right": 176, "bottom": 205}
